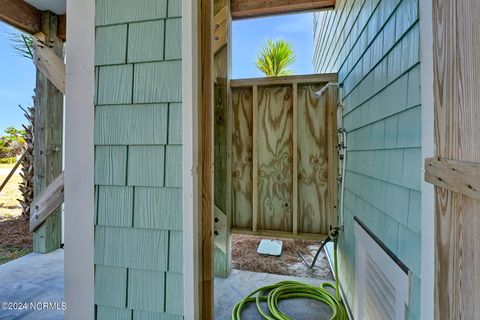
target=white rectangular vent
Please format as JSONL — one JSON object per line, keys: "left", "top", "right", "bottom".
{"left": 354, "top": 220, "right": 410, "bottom": 320}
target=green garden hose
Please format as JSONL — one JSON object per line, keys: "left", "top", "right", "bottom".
{"left": 231, "top": 242, "right": 348, "bottom": 320}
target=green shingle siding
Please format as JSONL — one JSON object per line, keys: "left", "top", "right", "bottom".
{"left": 165, "top": 19, "right": 182, "bottom": 60}
{"left": 97, "top": 65, "right": 133, "bottom": 105}
{"left": 314, "top": 1, "right": 421, "bottom": 318}
{"left": 95, "top": 226, "right": 169, "bottom": 271}
{"left": 168, "top": 103, "right": 182, "bottom": 144}
{"left": 165, "top": 272, "right": 183, "bottom": 315}
{"left": 133, "top": 61, "right": 182, "bottom": 103}
{"left": 127, "top": 146, "right": 165, "bottom": 187}
{"left": 96, "top": 0, "right": 167, "bottom": 26}
{"left": 95, "top": 265, "right": 127, "bottom": 308}
{"left": 128, "top": 269, "right": 165, "bottom": 312}
{"left": 95, "top": 25, "right": 128, "bottom": 65}
{"left": 97, "top": 186, "right": 133, "bottom": 227}
{"left": 134, "top": 187, "right": 182, "bottom": 230}
{"left": 95, "top": 146, "right": 127, "bottom": 186}
{"left": 95, "top": 1, "right": 184, "bottom": 318}
{"left": 128, "top": 20, "right": 165, "bottom": 63}
{"left": 96, "top": 306, "right": 132, "bottom": 320}
{"left": 95, "top": 104, "right": 168, "bottom": 145}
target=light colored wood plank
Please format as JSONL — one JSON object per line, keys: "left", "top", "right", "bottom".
{"left": 425, "top": 158, "right": 480, "bottom": 200}
{"left": 33, "top": 11, "right": 64, "bottom": 253}
{"left": 297, "top": 84, "right": 329, "bottom": 233}
{"left": 432, "top": 1, "right": 480, "bottom": 318}
{"left": 292, "top": 83, "right": 298, "bottom": 235}
{"left": 231, "top": 227, "right": 327, "bottom": 241}
{"left": 252, "top": 85, "right": 259, "bottom": 232}
{"left": 327, "top": 85, "right": 338, "bottom": 230}
{"left": 33, "top": 36, "right": 65, "bottom": 94}
{"left": 231, "top": 87, "right": 253, "bottom": 229}
{"left": 231, "top": 0, "right": 336, "bottom": 19}
{"left": 199, "top": 0, "right": 214, "bottom": 316}
{"left": 30, "top": 172, "right": 64, "bottom": 232}
{"left": 230, "top": 73, "right": 338, "bottom": 88}
{"left": 0, "top": 0, "right": 41, "bottom": 35}
{"left": 214, "top": 6, "right": 228, "bottom": 54}
{"left": 257, "top": 85, "right": 293, "bottom": 232}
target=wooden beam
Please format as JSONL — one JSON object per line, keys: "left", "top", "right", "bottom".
{"left": 231, "top": 0, "right": 336, "bottom": 19}
{"left": 33, "top": 11, "right": 64, "bottom": 254}
{"left": 214, "top": 6, "right": 228, "bottom": 54}
{"left": 0, "top": 0, "right": 66, "bottom": 40}
{"left": 425, "top": 158, "right": 480, "bottom": 201}
{"left": 231, "top": 227, "right": 327, "bottom": 241}
{"left": 30, "top": 172, "right": 64, "bottom": 232}
{"left": 199, "top": 0, "right": 214, "bottom": 317}
{"left": 292, "top": 83, "right": 298, "bottom": 235}
{"left": 32, "top": 37, "right": 66, "bottom": 94}
{"left": 0, "top": 0, "right": 41, "bottom": 34}
{"left": 230, "top": 73, "right": 338, "bottom": 88}
{"left": 252, "top": 85, "right": 259, "bottom": 232}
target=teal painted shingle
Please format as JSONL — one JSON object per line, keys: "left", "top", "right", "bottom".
{"left": 95, "top": 104, "right": 168, "bottom": 145}
{"left": 96, "top": 306, "right": 132, "bottom": 320}
{"left": 95, "top": 226, "right": 169, "bottom": 271}
{"left": 395, "top": 0, "right": 418, "bottom": 41}
{"left": 402, "top": 147, "right": 421, "bottom": 191}
{"left": 95, "top": 146, "right": 127, "bottom": 186}
{"left": 168, "top": 0, "right": 182, "bottom": 17}
{"left": 165, "top": 273, "right": 183, "bottom": 315}
{"left": 96, "top": 0, "right": 167, "bottom": 26}
{"left": 128, "top": 146, "right": 165, "bottom": 187}
{"left": 165, "top": 18, "right": 182, "bottom": 60}
{"left": 408, "top": 190, "right": 421, "bottom": 234}
{"left": 97, "top": 65, "right": 133, "bottom": 105}
{"left": 168, "top": 103, "right": 182, "bottom": 144}
{"left": 95, "top": 25, "right": 127, "bottom": 66}
{"left": 128, "top": 269, "right": 165, "bottom": 312}
{"left": 95, "top": 265, "right": 127, "bottom": 308}
{"left": 128, "top": 20, "right": 165, "bottom": 63}
{"left": 133, "top": 310, "right": 183, "bottom": 320}
{"left": 407, "top": 64, "right": 421, "bottom": 108}
{"left": 168, "top": 231, "right": 183, "bottom": 272}
{"left": 97, "top": 186, "right": 133, "bottom": 227}
{"left": 396, "top": 224, "right": 421, "bottom": 276}
{"left": 133, "top": 61, "right": 182, "bottom": 103}
{"left": 165, "top": 146, "right": 182, "bottom": 187}
{"left": 134, "top": 188, "right": 182, "bottom": 230}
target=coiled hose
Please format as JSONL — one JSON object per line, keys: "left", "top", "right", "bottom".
{"left": 231, "top": 242, "right": 348, "bottom": 320}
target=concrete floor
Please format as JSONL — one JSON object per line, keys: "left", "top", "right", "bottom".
{"left": 215, "top": 269, "right": 334, "bottom": 319}
{"left": 0, "top": 250, "right": 332, "bottom": 319}
{"left": 0, "top": 249, "right": 64, "bottom": 320}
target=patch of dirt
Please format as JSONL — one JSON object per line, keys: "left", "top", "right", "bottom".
{"left": 231, "top": 234, "right": 334, "bottom": 280}
{"left": 0, "top": 217, "right": 32, "bottom": 265}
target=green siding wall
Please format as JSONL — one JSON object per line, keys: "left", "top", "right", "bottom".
{"left": 94, "top": 0, "right": 183, "bottom": 318}
{"left": 313, "top": 0, "right": 421, "bottom": 319}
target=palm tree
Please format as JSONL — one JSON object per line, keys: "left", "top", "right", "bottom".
{"left": 255, "top": 39, "right": 296, "bottom": 77}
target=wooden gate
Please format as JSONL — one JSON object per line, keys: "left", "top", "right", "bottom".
{"left": 229, "top": 74, "right": 338, "bottom": 239}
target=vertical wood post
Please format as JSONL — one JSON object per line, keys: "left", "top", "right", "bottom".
{"left": 327, "top": 86, "right": 338, "bottom": 229}
{"left": 33, "top": 11, "right": 64, "bottom": 253}
{"left": 252, "top": 84, "right": 259, "bottom": 232}
{"left": 200, "top": 0, "right": 214, "bottom": 317}
{"left": 292, "top": 83, "right": 298, "bottom": 235}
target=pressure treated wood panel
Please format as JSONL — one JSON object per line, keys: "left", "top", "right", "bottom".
{"left": 231, "top": 0, "right": 336, "bottom": 19}
{"left": 0, "top": 0, "right": 41, "bottom": 35}
{"left": 432, "top": 1, "right": 480, "bottom": 319}
{"left": 297, "top": 84, "right": 330, "bottom": 234}
{"left": 257, "top": 86, "right": 294, "bottom": 232}
{"left": 231, "top": 87, "right": 253, "bottom": 228}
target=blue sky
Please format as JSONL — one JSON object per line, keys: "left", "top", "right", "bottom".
{"left": 232, "top": 12, "right": 314, "bottom": 79}
{"left": 0, "top": 13, "right": 315, "bottom": 132}
{"left": 0, "top": 22, "right": 36, "bottom": 134}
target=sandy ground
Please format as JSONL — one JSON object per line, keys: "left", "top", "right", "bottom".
{"left": 231, "top": 234, "right": 334, "bottom": 280}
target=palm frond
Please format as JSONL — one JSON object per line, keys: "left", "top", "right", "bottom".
{"left": 10, "top": 33, "right": 34, "bottom": 60}
{"left": 255, "top": 39, "right": 296, "bottom": 77}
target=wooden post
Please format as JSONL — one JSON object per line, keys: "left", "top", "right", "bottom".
{"left": 292, "top": 83, "right": 298, "bottom": 235}
{"left": 252, "top": 85, "right": 259, "bottom": 232}
{"left": 33, "top": 11, "right": 64, "bottom": 253}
